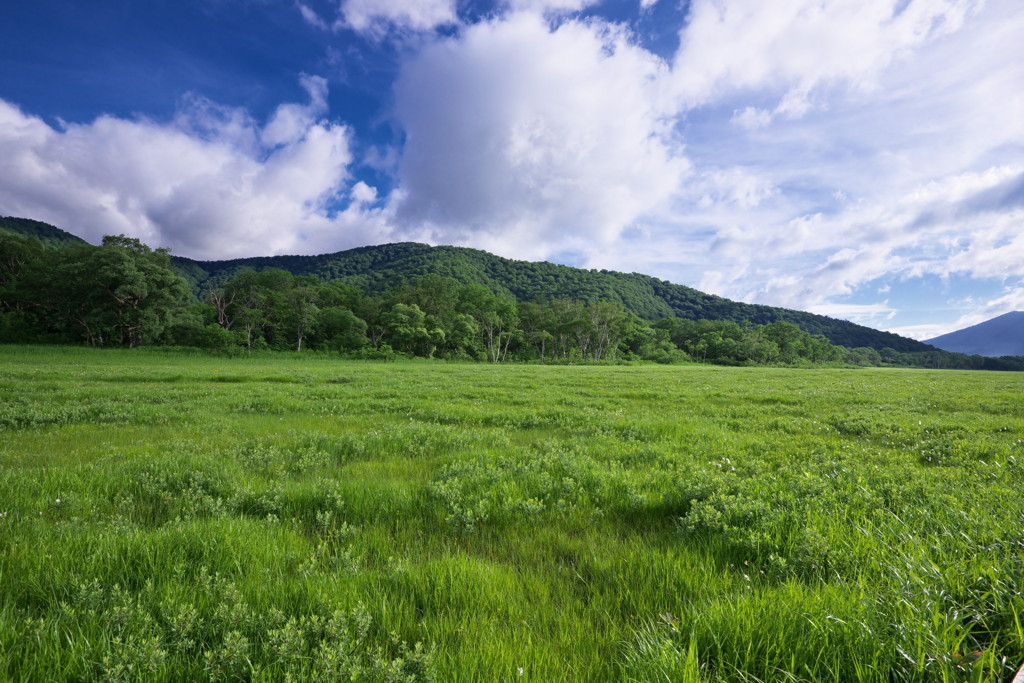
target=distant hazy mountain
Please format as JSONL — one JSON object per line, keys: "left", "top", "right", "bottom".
{"left": 925, "top": 312, "right": 1024, "bottom": 357}
{"left": 1, "top": 215, "right": 936, "bottom": 353}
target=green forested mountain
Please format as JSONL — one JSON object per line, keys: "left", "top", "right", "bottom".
{"left": 2, "top": 217, "right": 930, "bottom": 353}
{"left": 174, "top": 243, "right": 931, "bottom": 353}
{"left": 0, "top": 216, "right": 90, "bottom": 249}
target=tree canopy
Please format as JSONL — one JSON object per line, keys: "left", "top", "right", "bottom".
{"left": 2, "top": 225, "right": 1021, "bottom": 370}
{"left": 1, "top": 233, "right": 188, "bottom": 346}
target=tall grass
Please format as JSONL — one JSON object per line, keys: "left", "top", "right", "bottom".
{"left": 1, "top": 346, "right": 1022, "bottom": 680}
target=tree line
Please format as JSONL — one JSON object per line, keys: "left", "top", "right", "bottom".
{"left": 3, "top": 232, "right": 1022, "bottom": 370}
{"left": 171, "top": 239, "right": 930, "bottom": 354}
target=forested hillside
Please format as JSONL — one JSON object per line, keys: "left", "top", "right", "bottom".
{"left": 0, "top": 216, "right": 89, "bottom": 249}
{"left": 174, "top": 242, "right": 928, "bottom": 353}
{"left": 3, "top": 216, "right": 1012, "bottom": 369}
{"left": 1, "top": 216, "right": 927, "bottom": 351}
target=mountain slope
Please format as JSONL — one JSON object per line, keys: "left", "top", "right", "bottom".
{"left": 925, "top": 312, "right": 1024, "bottom": 357}
{"left": 174, "top": 243, "right": 931, "bottom": 353}
{"left": 0, "top": 216, "right": 90, "bottom": 249}
{"left": 0, "top": 216, "right": 935, "bottom": 353}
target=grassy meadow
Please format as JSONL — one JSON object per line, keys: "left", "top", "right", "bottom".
{"left": 1, "top": 346, "right": 1023, "bottom": 681}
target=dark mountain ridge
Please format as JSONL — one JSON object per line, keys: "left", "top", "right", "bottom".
{"left": 173, "top": 243, "right": 931, "bottom": 353}
{"left": 2, "top": 216, "right": 934, "bottom": 353}
{"left": 925, "top": 312, "right": 1024, "bottom": 357}
{"left": 0, "top": 216, "right": 90, "bottom": 249}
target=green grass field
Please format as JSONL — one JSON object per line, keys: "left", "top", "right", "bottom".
{"left": 1, "top": 346, "right": 1022, "bottom": 681}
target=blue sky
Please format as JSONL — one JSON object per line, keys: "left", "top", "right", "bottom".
{"left": 1, "top": 0, "right": 1021, "bottom": 339}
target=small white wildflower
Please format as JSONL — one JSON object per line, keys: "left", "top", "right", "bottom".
{"left": 518, "top": 667, "right": 524, "bottom": 676}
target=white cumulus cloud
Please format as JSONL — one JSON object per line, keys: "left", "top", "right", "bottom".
{"left": 260, "top": 74, "right": 329, "bottom": 147}
{"left": 0, "top": 83, "right": 391, "bottom": 259}
{"left": 391, "top": 12, "right": 689, "bottom": 259}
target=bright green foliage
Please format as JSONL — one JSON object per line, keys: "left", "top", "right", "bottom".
{"left": 314, "top": 306, "right": 369, "bottom": 352}
{"left": 204, "top": 273, "right": 682, "bottom": 363}
{"left": 0, "top": 216, "right": 90, "bottom": 249}
{"left": 383, "top": 303, "right": 444, "bottom": 358}
{"left": 81, "top": 235, "right": 191, "bottom": 347}
{"left": 175, "top": 240, "right": 933, "bottom": 353}
{"left": 655, "top": 318, "right": 846, "bottom": 366}
{"left": 463, "top": 286, "right": 518, "bottom": 362}
{"left": 1, "top": 235, "right": 189, "bottom": 346}
{"left": 1, "top": 347, "right": 1023, "bottom": 680}
{"left": 3, "top": 226, "right": 1024, "bottom": 369}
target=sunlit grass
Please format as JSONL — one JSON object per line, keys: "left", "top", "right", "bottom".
{"left": 1, "top": 345, "right": 1022, "bottom": 680}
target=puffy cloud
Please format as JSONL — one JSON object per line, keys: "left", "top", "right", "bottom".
{"left": 672, "top": 0, "right": 980, "bottom": 115}
{"left": 365, "top": 0, "right": 1018, "bottom": 336}
{"left": 597, "top": 0, "right": 1024, "bottom": 334}
{"left": 260, "top": 74, "right": 329, "bottom": 147}
{"left": 391, "top": 12, "right": 689, "bottom": 259}
{"left": 350, "top": 180, "right": 378, "bottom": 204}
{"left": 0, "top": 84, "right": 390, "bottom": 259}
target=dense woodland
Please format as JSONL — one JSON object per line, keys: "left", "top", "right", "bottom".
{"left": 172, "top": 241, "right": 929, "bottom": 353}
{"left": 2, "top": 225, "right": 1023, "bottom": 370}
{"left": 0, "top": 216, "right": 937, "bottom": 353}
